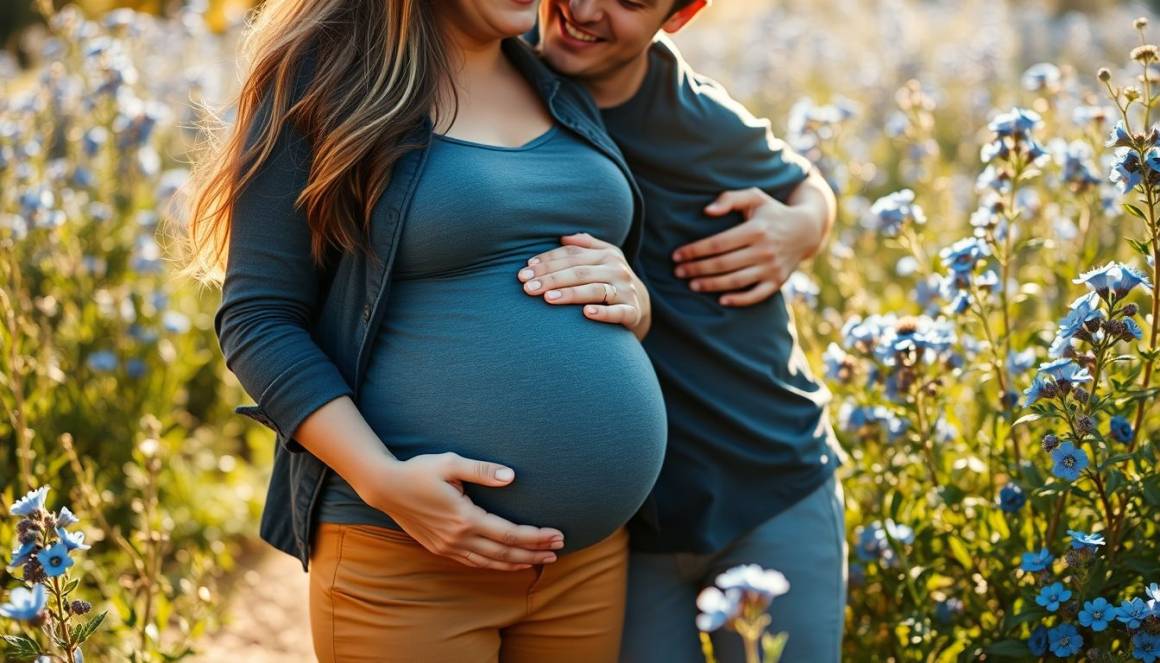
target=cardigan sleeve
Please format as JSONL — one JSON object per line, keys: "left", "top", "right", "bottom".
{"left": 213, "top": 84, "right": 354, "bottom": 454}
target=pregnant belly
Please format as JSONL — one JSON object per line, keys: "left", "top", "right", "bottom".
{"left": 357, "top": 270, "right": 668, "bottom": 553}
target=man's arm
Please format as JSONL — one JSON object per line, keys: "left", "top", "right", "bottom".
{"left": 671, "top": 168, "right": 837, "bottom": 307}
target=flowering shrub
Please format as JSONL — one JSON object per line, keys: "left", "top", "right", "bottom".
{"left": 1, "top": 4, "right": 271, "bottom": 660}
{"left": 2, "top": 486, "right": 104, "bottom": 663}
{"left": 736, "top": 14, "right": 1160, "bottom": 661}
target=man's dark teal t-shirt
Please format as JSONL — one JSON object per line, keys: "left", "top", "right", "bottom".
{"left": 601, "top": 37, "right": 843, "bottom": 555}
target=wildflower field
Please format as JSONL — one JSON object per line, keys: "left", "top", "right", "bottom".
{"left": 2, "top": 0, "right": 1160, "bottom": 661}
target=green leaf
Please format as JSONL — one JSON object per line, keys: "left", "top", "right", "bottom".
{"left": 1, "top": 634, "right": 43, "bottom": 659}
{"left": 947, "top": 536, "right": 974, "bottom": 570}
{"left": 985, "top": 639, "right": 1033, "bottom": 658}
{"left": 1124, "top": 203, "right": 1148, "bottom": 219}
{"left": 1011, "top": 412, "right": 1042, "bottom": 428}
{"left": 71, "top": 610, "right": 108, "bottom": 644}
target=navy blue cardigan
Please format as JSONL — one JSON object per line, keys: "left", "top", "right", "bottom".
{"left": 215, "top": 38, "right": 654, "bottom": 570}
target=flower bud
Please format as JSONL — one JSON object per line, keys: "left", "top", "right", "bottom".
{"left": 1042, "top": 381, "right": 1060, "bottom": 399}
{"left": 1042, "top": 433, "right": 1060, "bottom": 452}
{"left": 23, "top": 559, "right": 47, "bottom": 584}
{"left": 70, "top": 600, "right": 92, "bottom": 615}
{"left": 1126, "top": 86, "right": 1142, "bottom": 101}
{"left": 1077, "top": 415, "right": 1096, "bottom": 435}
{"left": 1123, "top": 303, "right": 1139, "bottom": 317}
{"left": 1098, "top": 68, "right": 1112, "bottom": 82}
{"left": 1074, "top": 387, "right": 1090, "bottom": 404}
{"left": 1136, "top": 16, "right": 1149, "bottom": 30}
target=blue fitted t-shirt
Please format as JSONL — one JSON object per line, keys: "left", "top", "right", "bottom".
{"left": 600, "top": 37, "right": 844, "bottom": 554}
{"left": 317, "top": 124, "right": 667, "bottom": 554}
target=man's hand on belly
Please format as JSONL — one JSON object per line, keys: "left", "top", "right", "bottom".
{"left": 671, "top": 186, "right": 830, "bottom": 307}
{"left": 518, "top": 232, "right": 652, "bottom": 339}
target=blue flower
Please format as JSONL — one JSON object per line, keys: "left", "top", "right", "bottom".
{"left": 939, "top": 237, "right": 991, "bottom": 274}
{"left": 55, "top": 528, "right": 91, "bottom": 552}
{"left": 714, "top": 564, "right": 790, "bottom": 604}
{"left": 1021, "top": 548, "right": 1053, "bottom": 573}
{"left": 695, "top": 586, "right": 742, "bottom": 632}
{"left": 823, "top": 343, "right": 851, "bottom": 382}
{"left": 1078, "top": 597, "right": 1118, "bottom": 631}
{"left": 1028, "top": 624, "right": 1050, "bottom": 656}
{"left": 865, "top": 189, "right": 926, "bottom": 237}
{"left": 10, "top": 486, "right": 49, "bottom": 517}
{"left": 988, "top": 108, "right": 1042, "bottom": 138}
{"left": 1111, "top": 147, "right": 1144, "bottom": 194}
{"left": 1134, "top": 632, "right": 1160, "bottom": 663}
{"left": 1037, "top": 358, "right": 1093, "bottom": 386}
{"left": 1124, "top": 317, "right": 1145, "bottom": 340}
{"left": 8, "top": 540, "right": 37, "bottom": 568}
{"left": 86, "top": 350, "right": 118, "bottom": 373}
{"left": 1148, "top": 582, "right": 1160, "bottom": 603}
{"left": 1068, "top": 530, "right": 1106, "bottom": 550}
{"left": 1048, "top": 292, "right": 1104, "bottom": 358}
{"left": 1106, "top": 120, "right": 1133, "bottom": 148}
{"left": 1051, "top": 442, "right": 1090, "bottom": 481}
{"left": 1146, "top": 146, "right": 1160, "bottom": 174}
{"left": 0, "top": 583, "right": 47, "bottom": 621}
{"left": 934, "top": 597, "right": 964, "bottom": 624}
{"left": 1023, "top": 373, "right": 1050, "bottom": 407}
{"left": 36, "top": 542, "right": 74, "bottom": 578}
{"left": 998, "top": 483, "right": 1026, "bottom": 513}
{"left": 1074, "top": 261, "right": 1153, "bottom": 298}
{"left": 1048, "top": 623, "right": 1084, "bottom": 657}
{"left": 1110, "top": 415, "right": 1135, "bottom": 443}
{"left": 1022, "top": 63, "right": 1061, "bottom": 92}
{"left": 56, "top": 506, "right": 79, "bottom": 528}
{"left": 1036, "top": 582, "right": 1072, "bottom": 612}
{"left": 1007, "top": 348, "right": 1037, "bottom": 376}
{"left": 1118, "top": 598, "right": 1151, "bottom": 629}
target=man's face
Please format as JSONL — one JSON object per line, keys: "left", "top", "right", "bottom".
{"left": 538, "top": 0, "right": 674, "bottom": 84}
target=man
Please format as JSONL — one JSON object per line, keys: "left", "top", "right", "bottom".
{"left": 521, "top": 2, "right": 847, "bottom": 661}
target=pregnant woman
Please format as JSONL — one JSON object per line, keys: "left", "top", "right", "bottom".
{"left": 179, "top": 0, "right": 666, "bottom": 660}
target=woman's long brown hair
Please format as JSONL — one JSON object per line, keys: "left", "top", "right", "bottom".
{"left": 174, "top": 0, "right": 450, "bottom": 285}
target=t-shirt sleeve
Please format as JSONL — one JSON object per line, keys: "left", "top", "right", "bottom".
{"left": 689, "top": 74, "right": 813, "bottom": 203}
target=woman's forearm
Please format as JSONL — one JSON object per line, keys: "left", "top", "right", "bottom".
{"left": 292, "top": 395, "right": 400, "bottom": 497}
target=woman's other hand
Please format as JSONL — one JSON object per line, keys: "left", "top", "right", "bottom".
{"left": 356, "top": 452, "right": 565, "bottom": 571}
{"left": 518, "top": 233, "right": 652, "bottom": 339}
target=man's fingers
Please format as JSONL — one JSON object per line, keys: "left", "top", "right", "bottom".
{"left": 542, "top": 283, "right": 619, "bottom": 305}
{"left": 720, "top": 280, "right": 781, "bottom": 307}
{"left": 688, "top": 266, "right": 764, "bottom": 293}
{"left": 474, "top": 511, "right": 565, "bottom": 551}
{"left": 672, "top": 221, "right": 756, "bottom": 262}
{"left": 583, "top": 304, "right": 638, "bottom": 325}
{"left": 443, "top": 453, "right": 515, "bottom": 487}
{"left": 703, "top": 187, "right": 773, "bottom": 217}
{"left": 674, "top": 246, "right": 763, "bottom": 278}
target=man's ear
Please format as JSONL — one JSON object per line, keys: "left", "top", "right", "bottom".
{"left": 661, "top": 0, "right": 709, "bottom": 34}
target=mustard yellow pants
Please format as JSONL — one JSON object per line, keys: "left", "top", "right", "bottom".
{"left": 308, "top": 521, "right": 629, "bottom": 662}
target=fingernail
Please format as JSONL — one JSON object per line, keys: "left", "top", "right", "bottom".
{"left": 541, "top": 554, "right": 557, "bottom": 563}
{"left": 546, "top": 290, "right": 561, "bottom": 300}
{"left": 585, "top": 306, "right": 597, "bottom": 315}
{"left": 672, "top": 251, "right": 682, "bottom": 261}
{"left": 550, "top": 540, "right": 564, "bottom": 549}
{"left": 674, "top": 267, "right": 686, "bottom": 278}
{"left": 690, "top": 281, "right": 701, "bottom": 291}
{"left": 528, "top": 258, "right": 540, "bottom": 266}
{"left": 519, "top": 269, "right": 534, "bottom": 280}
{"left": 495, "top": 467, "right": 514, "bottom": 481}
{"left": 526, "top": 280, "right": 541, "bottom": 291}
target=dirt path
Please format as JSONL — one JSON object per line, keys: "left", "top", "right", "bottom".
{"left": 190, "top": 545, "right": 314, "bottom": 662}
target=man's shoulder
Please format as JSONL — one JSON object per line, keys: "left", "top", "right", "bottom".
{"left": 645, "top": 35, "right": 767, "bottom": 137}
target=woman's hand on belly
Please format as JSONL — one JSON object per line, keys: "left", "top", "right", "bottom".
{"left": 360, "top": 451, "right": 566, "bottom": 571}
{"left": 518, "top": 232, "right": 652, "bottom": 340}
